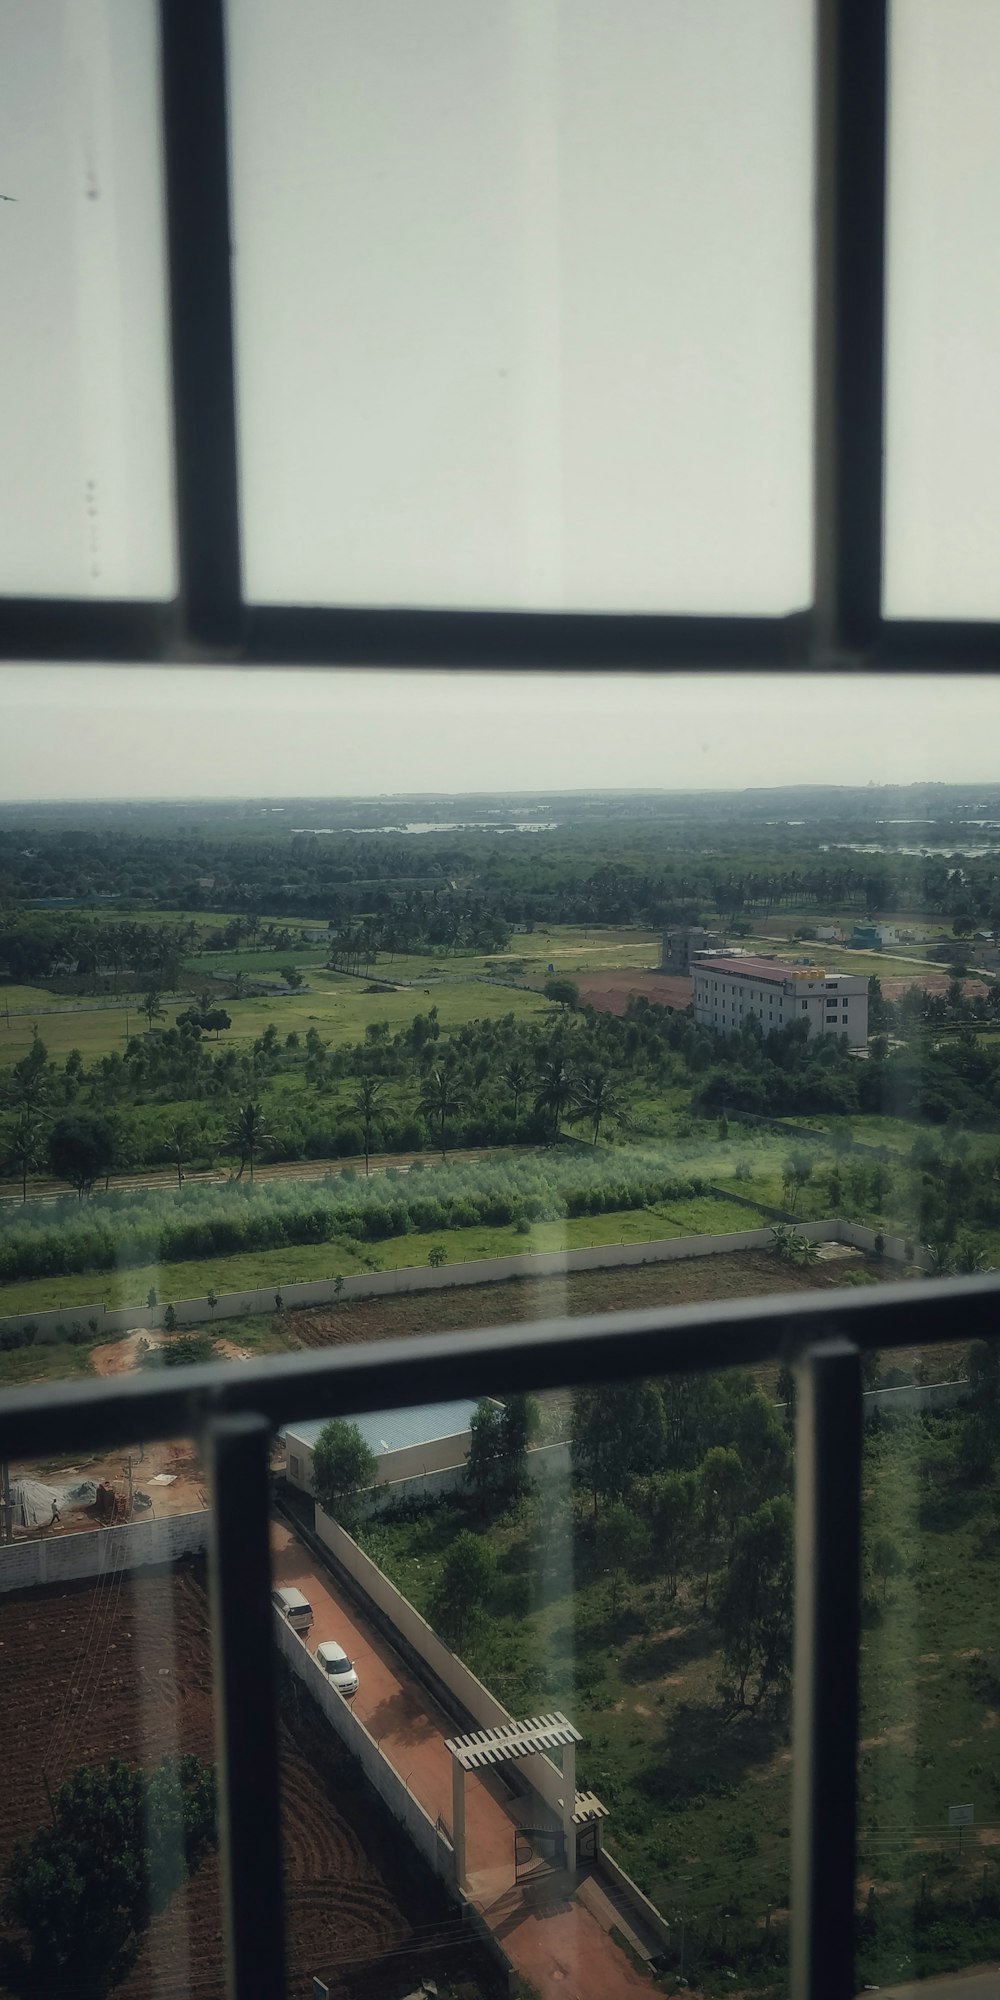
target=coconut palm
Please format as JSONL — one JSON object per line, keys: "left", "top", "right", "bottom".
{"left": 351, "top": 1077, "right": 384, "bottom": 1177}
{"left": 502, "top": 1057, "right": 530, "bottom": 1125}
{"left": 570, "top": 1069, "right": 631, "bottom": 1147}
{"left": 534, "top": 1049, "right": 576, "bottom": 1145}
{"left": 418, "top": 1065, "right": 463, "bottom": 1159}
{"left": 142, "top": 988, "right": 165, "bottom": 1031}
{"left": 227, "top": 1100, "right": 272, "bottom": 1181}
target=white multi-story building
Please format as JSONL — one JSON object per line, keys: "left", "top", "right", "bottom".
{"left": 692, "top": 955, "right": 868, "bottom": 1048}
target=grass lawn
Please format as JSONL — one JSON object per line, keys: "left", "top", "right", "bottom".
{"left": 0, "top": 1196, "right": 775, "bottom": 1318}
{"left": 355, "top": 1407, "right": 1000, "bottom": 1993}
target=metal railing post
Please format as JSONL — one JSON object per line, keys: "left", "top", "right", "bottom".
{"left": 206, "top": 1413, "right": 286, "bottom": 1999}
{"left": 791, "top": 1336, "right": 863, "bottom": 2000}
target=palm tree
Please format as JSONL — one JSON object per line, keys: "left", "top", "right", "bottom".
{"left": 534, "top": 1049, "right": 576, "bottom": 1145}
{"left": 142, "top": 988, "right": 165, "bottom": 1031}
{"left": 570, "top": 1069, "right": 630, "bottom": 1146}
{"left": 503, "top": 1057, "right": 530, "bottom": 1125}
{"left": 227, "top": 1100, "right": 272, "bottom": 1181}
{"left": 351, "top": 1077, "right": 384, "bottom": 1177}
{"left": 418, "top": 1065, "right": 463, "bottom": 1159}
{"left": 165, "top": 1120, "right": 192, "bottom": 1191}
{"left": 4, "top": 1111, "right": 42, "bottom": 1202}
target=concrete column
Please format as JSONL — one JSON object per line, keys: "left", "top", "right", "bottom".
{"left": 562, "top": 1739, "right": 576, "bottom": 1878}
{"left": 452, "top": 1754, "right": 467, "bottom": 1892}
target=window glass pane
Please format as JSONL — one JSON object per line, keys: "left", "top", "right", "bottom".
{"left": 0, "top": 1431, "right": 221, "bottom": 1994}
{"left": 856, "top": 1341, "right": 1000, "bottom": 1992}
{"left": 227, "top": 0, "right": 813, "bottom": 614}
{"left": 0, "top": 0, "right": 175, "bottom": 599}
{"left": 884, "top": 0, "right": 1000, "bottom": 619}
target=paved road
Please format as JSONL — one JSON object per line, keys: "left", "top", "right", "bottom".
{"left": 271, "top": 1518, "right": 655, "bottom": 1998}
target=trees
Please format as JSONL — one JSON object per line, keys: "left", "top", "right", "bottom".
{"left": 570, "top": 1068, "right": 631, "bottom": 1146}
{"left": 697, "top": 1445, "right": 746, "bottom": 1608}
{"left": 47, "top": 1115, "right": 116, "bottom": 1199}
{"left": 350, "top": 1076, "right": 383, "bottom": 1176}
{"left": 544, "top": 978, "right": 580, "bottom": 1011}
{"left": 465, "top": 1399, "right": 505, "bottom": 1506}
{"left": 310, "top": 1419, "right": 378, "bottom": 1523}
{"left": 142, "top": 989, "right": 165, "bottom": 1031}
{"left": 716, "top": 1496, "right": 794, "bottom": 1710}
{"left": 226, "top": 1100, "right": 272, "bottom": 1181}
{"left": 780, "top": 1151, "right": 814, "bottom": 1215}
{"left": 596, "top": 1502, "right": 649, "bottom": 1621}
{"left": 503, "top": 1056, "right": 530, "bottom": 1124}
{"left": 572, "top": 1383, "right": 666, "bottom": 1512}
{"left": 534, "top": 1048, "right": 576, "bottom": 1145}
{"left": 637, "top": 1469, "right": 697, "bottom": 1600}
{"left": 4, "top": 1110, "right": 42, "bottom": 1202}
{"left": 431, "top": 1531, "right": 496, "bottom": 1650}
{"left": 165, "top": 1119, "right": 193, "bottom": 1191}
{"left": 4, "top": 1754, "right": 216, "bottom": 1997}
{"left": 280, "top": 964, "right": 304, "bottom": 989}
{"left": 418, "top": 1065, "right": 463, "bottom": 1159}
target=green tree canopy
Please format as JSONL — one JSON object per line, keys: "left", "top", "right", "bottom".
{"left": 716, "top": 1496, "right": 794, "bottom": 1711}
{"left": 431, "top": 1530, "right": 496, "bottom": 1650}
{"left": 572, "top": 1382, "right": 666, "bottom": 1511}
{"left": 47, "top": 1114, "right": 116, "bottom": 1199}
{"left": 4, "top": 1755, "right": 216, "bottom": 1998}
{"left": 310, "top": 1418, "right": 378, "bottom": 1522}
{"left": 596, "top": 1501, "right": 649, "bottom": 1620}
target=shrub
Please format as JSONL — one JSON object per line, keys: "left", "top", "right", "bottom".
{"left": 428, "top": 1244, "right": 447, "bottom": 1268}
{"left": 164, "top": 1304, "right": 177, "bottom": 1333}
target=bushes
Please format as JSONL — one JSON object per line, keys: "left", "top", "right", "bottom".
{"left": 0, "top": 1149, "right": 730, "bottom": 1285}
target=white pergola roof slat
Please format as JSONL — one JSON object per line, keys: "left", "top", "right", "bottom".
{"left": 446, "top": 1709, "right": 582, "bottom": 1771}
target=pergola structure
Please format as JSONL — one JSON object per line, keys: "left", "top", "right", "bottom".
{"left": 445, "top": 1711, "right": 600, "bottom": 1892}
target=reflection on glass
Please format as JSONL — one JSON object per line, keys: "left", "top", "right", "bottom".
{"left": 228, "top": 0, "right": 813, "bottom": 613}
{"left": 857, "top": 1341, "right": 1000, "bottom": 1990}
{"left": 0, "top": 1, "right": 174, "bottom": 598}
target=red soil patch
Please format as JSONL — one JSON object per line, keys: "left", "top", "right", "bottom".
{"left": 881, "top": 972, "right": 991, "bottom": 1000}
{"left": 0, "top": 1567, "right": 485, "bottom": 1998}
{"left": 575, "top": 969, "right": 692, "bottom": 1015}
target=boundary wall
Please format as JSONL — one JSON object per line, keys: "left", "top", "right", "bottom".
{"left": 0, "top": 1216, "right": 926, "bottom": 1345}
{"left": 273, "top": 1609, "right": 455, "bottom": 1886}
{"left": 0, "top": 1508, "right": 208, "bottom": 1594}
{"left": 313, "top": 1506, "right": 670, "bottom": 1950}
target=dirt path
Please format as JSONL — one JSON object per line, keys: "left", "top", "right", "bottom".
{"left": 272, "top": 1517, "right": 655, "bottom": 1997}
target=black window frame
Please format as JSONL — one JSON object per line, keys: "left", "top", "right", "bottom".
{"left": 1, "top": 6, "right": 998, "bottom": 1998}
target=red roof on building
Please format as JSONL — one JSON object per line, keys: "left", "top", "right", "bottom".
{"left": 693, "top": 955, "right": 820, "bottom": 982}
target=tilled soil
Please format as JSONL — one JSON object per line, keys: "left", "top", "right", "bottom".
{"left": 283, "top": 1247, "right": 893, "bottom": 1352}
{"left": 0, "top": 1566, "right": 481, "bottom": 1998}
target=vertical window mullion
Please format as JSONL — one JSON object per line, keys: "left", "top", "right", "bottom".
{"left": 813, "top": 0, "right": 888, "bottom": 658}
{"left": 160, "top": 0, "right": 244, "bottom": 651}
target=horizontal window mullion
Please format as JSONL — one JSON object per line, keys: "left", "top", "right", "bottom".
{"left": 0, "top": 1272, "right": 995, "bottom": 1462}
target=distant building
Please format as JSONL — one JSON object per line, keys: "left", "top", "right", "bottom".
{"left": 692, "top": 955, "right": 868, "bottom": 1048}
{"left": 851, "top": 923, "right": 899, "bottom": 949}
{"left": 661, "top": 926, "right": 722, "bottom": 973}
{"left": 283, "top": 1398, "right": 483, "bottom": 1496}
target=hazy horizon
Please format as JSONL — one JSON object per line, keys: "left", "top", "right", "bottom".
{"left": 1, "top": 667, "right": 1000, "bottom": 804}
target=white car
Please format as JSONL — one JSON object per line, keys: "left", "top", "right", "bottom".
{"left": 271, "top": 1585, "right": 313, "bottom": 1634}
{"left": 316, "top": 1640, "right": 359, "bottom": 1698}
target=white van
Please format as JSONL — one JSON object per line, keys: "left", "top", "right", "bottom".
{"left": 316, "top": 1640, "right": 359, "bottom": 1698}
{"left": 271, "top": 1585, "right": 313, "bottom": 1633}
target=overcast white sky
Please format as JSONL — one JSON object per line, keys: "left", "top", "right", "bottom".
{"left": 0, "top": 2, "right": 998, "bottom": 797}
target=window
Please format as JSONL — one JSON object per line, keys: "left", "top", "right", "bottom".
{"left": 1, "top": 8, "right": 999, "bottom": 2000}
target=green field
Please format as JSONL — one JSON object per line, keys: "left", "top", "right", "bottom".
{"left": 0, "top": 1194, "right": 772, "bottom": 1323}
